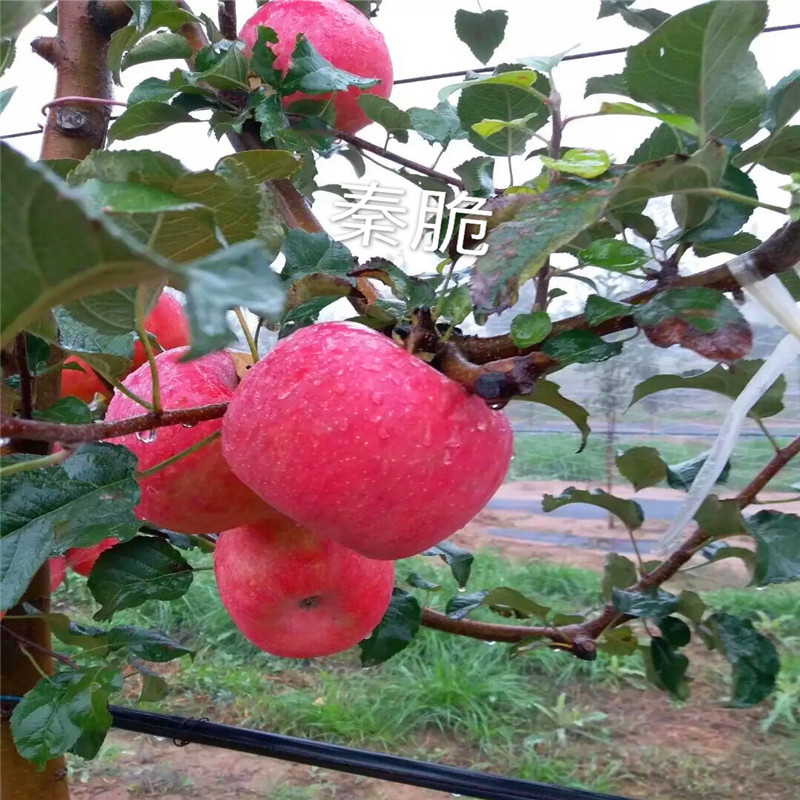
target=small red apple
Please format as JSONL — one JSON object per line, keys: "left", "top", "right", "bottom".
{"left": 214, "top": 515, "right": 394, "bottom": 658}
{"left": 49, "top": 556, "right": 67, "bottom": 592}
{"left": 240, "top": 0, "right": 393, "bottom": 134}
{"left": 131, "top": 293, "right": 191, "bottom": 371}
{"left": 105, "top": 348, "right": 275, "bottom": 534}
{"left": 66, "top": 538, "right": 119, "bottom": 577}
{"left": 61, "top": 356, "right": 109, "bottom": 403}
{"left": 222, "top": 322, "right": 513, "bottom": 560}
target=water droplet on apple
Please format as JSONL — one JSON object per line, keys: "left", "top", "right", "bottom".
{"left": 476, "top": 419, "right": 488, "bottom": 432}
{"left": 276, "top": 385, "right": 295, "bottom": 400}
{"left": 136, "top": 429, "right": 157, "bottom": 443}
{"left": 422, "top": 426, "right": 432, "bottom": 446}
{"left": 370, "top": 392, "right": 383, "bottom": 405}
{"left": 443, "top": 450, "right": 455, "bottom": 465}
{"left": 378, "top": 424, "right": 390, "bottom": 439}
{"left": 445, "top": 431, "right": 461, "bottom": 448}
{"left": 181, "top": 423, "right": 196, "bottom": 429}
{"left": 337, "top": 419, "right": 349, "bottom": 432}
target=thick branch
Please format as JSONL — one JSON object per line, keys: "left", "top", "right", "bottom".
{"left": 459, "top": 219, "right": 800, "bottom": 364}
{"left": 0, "top": 404, "right": 228, "bottom": 445}
{"left": 34, "top": 1, "right": 128, "bottom": 160}
{"left": 218, "top": 0, "right": 237, "bottom": 40}
{"left": 422, "top": 434, "right": 800, "bottom": 655}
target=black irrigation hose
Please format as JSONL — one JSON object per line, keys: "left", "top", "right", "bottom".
{"left": 1, "top": 696, "right": 630, "bottom": 800}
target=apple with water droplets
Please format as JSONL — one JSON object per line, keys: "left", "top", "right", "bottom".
{"left": 105, "top": 348, "right": 276, "bottom": 534}
{"left": 240, "top": 0, "right": 394, "bottom": 134}
{"left": 61, "top": 356, "right": 110, "bottom": 403}
{"left": 215, "top": 513, "right": 394, "bottom": 658}
{"left": 222, "top": 322, "right": 513, "bottom": 560}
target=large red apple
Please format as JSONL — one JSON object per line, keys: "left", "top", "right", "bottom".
{"left": 61, "top": 356, "right": 109, "bottom": 403}
{"left": 214, "top": 515, "right": 394, "bottom": 658}
{"left": 131, "top": 293, "right": 191, "bottom": 371}
{"left": 222, "top": 322, "right": 513, "bottom": 560}
{"left": 66, "top": 538, "right": 119, "bottom": 577}
{"left": 240, "top": 0, "right": 393, "bottom": 134}
{"left": 105, "top": 348, "right": 275, "bottom": 534}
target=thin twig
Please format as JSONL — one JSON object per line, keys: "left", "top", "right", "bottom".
{"left": 0, "top": 404, "right": 228, "bottom": 444}
{"left": 1, "top": 625, "right": 78, "bottom": 670}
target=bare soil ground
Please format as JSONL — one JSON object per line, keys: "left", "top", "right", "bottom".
{"left": 70, "top": 481, "right": 800, "bottom": 800}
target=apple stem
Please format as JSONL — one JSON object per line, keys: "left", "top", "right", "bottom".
{"left": 0, "top": 449, "right": 72, "bottom": 479}
{"left": 136, "top": 430, "right": 222, "bottom": 479}
{"left": 234, "top": 308, "right": 260, "bottom": 363}
{"left": 136, "top": 284, "right": 163, "bottom": 415}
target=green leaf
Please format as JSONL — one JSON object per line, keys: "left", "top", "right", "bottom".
{"left": 77, "top": 179, "right": 199, "bottom": 215}
{"left": 445, "top": 590, "right": 489, "bottom": 619}
{"left": 454, "top": 9, "right": 507, "bottom": 65}
{"left": 471, "top": 172, "right": 620, "bottom": 318}
{"left": 703, "top": 542, "right": 757, "bottom": 577}
{"left": 0, "top": 144, "right": 169, "bottom": 346}
{"left": 180, "top": 241, "right": 286, "bottom": 358}
{"left": 191, "top": 40, "right": 248, "bottom": 90}
{"left": 660, "top": 616, "right": 691, "bottom": 648}
{"left": 357, "top": 95, "right": 411, "bottom": 139}
{"left": 0, "top": 85, "right": 15, "bottom": 117}
{"left": 694, "top": 495, "right": 747, "bottom": 538}
{"left": 597, "top": 625, "right": 639, "bottom": 656}
{"left": 408, "top": 102, "right": 465, "bottom": 147}
{"left": 514, "top": 379, "right": 590, "bottom": 452}
{"left": 0, "top": 443, "right": 140, "bottom": 611}
{"left": 121, "top": 31, "right": 192, "bottom": 70}
{"left": 602, "top": 553, "right": 637, "bottom": 601}
{"left": 456, "top": 72, "right": 550, "bottom": 158}
{"left": 747, "top": 511, "right": 800, "bottom": 586}
{"left": 612, "top": 587, "right": 678, "bottom": 620}
{"left": 284, "top": 34, "right": 379, "bottom": 95}
{"left": 584, "top": 73, "right": 628, "bottom": 98}
{"left": 281, "top": 229, "right": 354, "bottom": 279}
{"left": 629, "top": 360, "right": 785, "bottom": 420}
{"left": 629, "top": 123, "right": 688, "bottom": 164}
{"left": 579, "top": 238, "right": 649, "bottom": 273}
{"left": 139, "top": 672, "right": 169, "bottom": 703}
{"left": 675, "top": 590, "right": 705, "bottom": 625}
{"left": 88, "top": 537, "right": 193, "bottom": 621}
{"left": 34, "top": 396, "right": 93, "bottom": 425}
{"left": 108, "top": 626, "right": 194, "bottom": 662}
{"left": 763, "top": 70, "right": 800, "bottom": 133}
{"left": 405, "top": 572, "right": 441, "bottom": 592}
{"left": 107, "top": 102, "right": 196, "bottom": 143}
{"left": 693, "top": 232, "right": 762, "bottom": 257}
{"left": 541, "top": 330, "right": 623, "bottom": 365}
{"left": 454, "top": 156, "right": 495, "bottom": 196}
{"left": 599, "top": 102, "right": 699, "bottom": 137}
{"left": 543, "top": 487, "right": 644, "bottom": 532}
{"left": 10, "top": 667, "right": 120, "bottom": 768}
{"left": 510, "top": 311, "right": 552, "bottom": 348}
{"left": 609, "top": 142, "right": 729, "bottom": 213}
{"left": 518, "top": 48, "right": 576, "bottom": 73}
{"left": 421, "top": 541, "right": 474, "bottom": 588}
{"left": 666, "top": 450, "right": 730, "bottom": 491}
{"left": 622, "top": 1, "right": 767, "bottom": 142}
{"left": 541, "top": 148, "right": 612, "bottom": 179}
{"left": 737, "top": 125, "right": 800, "bottom": 175}
{"left": 359, "top": 588, "right": 421, "bottom": 666}
{"left": 584, "top": 295, "right": 630, "bottom": 326}
{"left": 482, "top": 587, "right": 549, "bottom": 620}
{"left": 649, "top": 638, "right": 690, "bottom": 698}
{"left": 438, "top": 285, "right": 473, "bottom": 325}
{"left": 707, "top": 612, "right": 779, "bottom": 706}
{"left": 0, "top": 37, "right": 16, "bottom": 80}
{"left": 0, "top": 0, "right": 51, "bottom": 37}
{"left": 216, "top": 150, "right": 300, "bottom": 185}
{"left": 598, "top": 1, "right": 669, "bottom": 33}
{"left": 616, "top": 447, "right": 668, "bottom": 492}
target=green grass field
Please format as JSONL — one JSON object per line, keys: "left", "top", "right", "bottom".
{"left": 509, "top": 432, "right": 799, "bottom": 492}
{"left": 57, "top": 550, "right": 800, "bottom": 798}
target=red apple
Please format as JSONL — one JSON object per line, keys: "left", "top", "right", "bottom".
{"left": 61, "top": 356, "right": 109, "bottom": 403}
{"left": 49, "top": 556, "right": 67, "bottom": 592}
{"left": 132, "top": 293, "right": 191, "bottom": 371}
{"left": 240, "top": 0, "right": 393, "bottom": 134}
{"left": 214, "top": 515, "right": 394, "bottom": 658}
{"left": 105, "top": 348, "right": 275, "bottom": 534}
{"left": 66, "top": 538, "right": 119, "bottom": 577}
{"left": 222, "top": 322, "right": 513, "bottom": 560}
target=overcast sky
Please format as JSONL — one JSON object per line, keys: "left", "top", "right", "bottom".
{"left": 3, "top": 0, "right": 798, "bottom": 322}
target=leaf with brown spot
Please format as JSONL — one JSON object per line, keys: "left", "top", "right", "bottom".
{"left": 633, "top": 288, "right": 752, "bottom": 361}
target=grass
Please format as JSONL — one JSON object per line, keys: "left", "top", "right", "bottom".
{"left": 57, "top": 548, "right": 800, "bottom": 799}
{"left": 509, "top": 432, "right": 799, "bottom": 492}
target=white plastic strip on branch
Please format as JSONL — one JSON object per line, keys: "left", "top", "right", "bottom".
{"left": 656, "top": 257, "right": 800, "bottom": 553}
